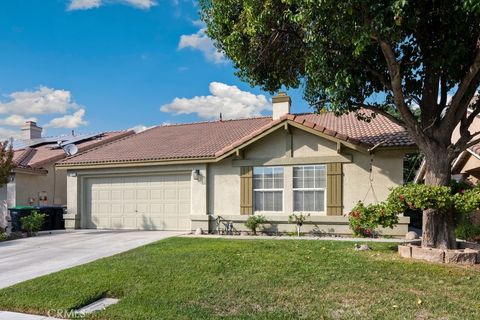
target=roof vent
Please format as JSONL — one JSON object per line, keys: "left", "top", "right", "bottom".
{"left": 272, "top": 92, "right": 291, "bottom": 120}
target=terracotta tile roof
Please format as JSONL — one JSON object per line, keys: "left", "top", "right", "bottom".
{"left": 13, "top": 131, "right": 133, "bottom": 173}
{"left": 60, "top": 111, "right": 415, "bottom": 166}
{"left": 292, "top": 112, "right": 413, "bottom": 147}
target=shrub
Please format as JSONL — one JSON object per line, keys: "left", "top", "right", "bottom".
{"left": 288, "top": 213, "right": 310, "bottom": 236}
{"left": 0, "top": 232, "right": 7, "bottom": 241}
{"left": 348, "top": 202, "right": 399, "bottom": 237}
{"left": 244, "top": 215, "right": 267, "bottom": 235}
{"left": 455, "top": 217, "right": 480, "bottom": 242}
{"left": 20, "top": 211, "right": 46, "bottom": 236}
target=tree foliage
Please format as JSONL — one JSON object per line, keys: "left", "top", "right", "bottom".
{"left": 201, "top": 0, "right": 480, "bottom": 159}
{"left": 0, "top": 141, "right": 14, "bottom": 188}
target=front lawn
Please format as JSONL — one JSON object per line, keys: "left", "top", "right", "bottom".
{"left": 0, "top": 238, "right": 479, "bottom": 319}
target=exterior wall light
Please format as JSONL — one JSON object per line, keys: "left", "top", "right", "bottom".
{"left": 67, "top": 171, "right": 77, "bottom": 177}
{"left": 192, "top": 169, "right": 201, "bottom": 181}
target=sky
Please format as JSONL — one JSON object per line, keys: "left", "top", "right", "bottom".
{"left": 0, "top": 0, "right": 310, "bottom": 140}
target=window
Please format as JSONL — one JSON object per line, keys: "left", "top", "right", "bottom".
{"left": 293, "top": 165, "right": 326, "bottom": 212}
{"left": 253, "top": 167, "right": 283, "bottom": 212}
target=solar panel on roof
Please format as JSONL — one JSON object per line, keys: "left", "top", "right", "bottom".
{"left": 13, "top": 133, "right": 103, "bottom": 150}
{"left": 56, "top": 133, "right": 103, "bottom": 148}
{"left": 13, "top": 136, "right": 69, "bottom": 150}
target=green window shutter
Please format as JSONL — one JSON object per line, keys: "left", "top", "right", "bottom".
{"left": 326, "top": 163, "right": 343, "bottom": 216}
{"left": 240, "top": 167, "right": 253, "bottom": 215}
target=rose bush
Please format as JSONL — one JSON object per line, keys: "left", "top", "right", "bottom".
{"left": 348, "top": 183, "right": 480, "bottom": 238}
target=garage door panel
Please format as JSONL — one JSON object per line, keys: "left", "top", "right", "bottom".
{"left": 86, "top": 173, "right": 191, "bottom": 230}
{"left": 178, "top": 189, "right": 190, "bottom": 200}
{"left": 150, "top": 190, "right": 163, "bottom": 200}
{"left": 111, "top": 203, "right": 123, "bottom": 214}
{"left": 98, "top": 190, "right": 111, "bottom": 201}
{"left": 124, "top": 190, "right": 135, "bottom": 200}
{"left": 123, "top": 203, "right": 136, "bottom": 214}
{"left": 98, "top": 203, "right": 111, "bottom": 214}
{"left": 111, "top": 218, "right": 123, "bottom": 229}
{"left": 136, "top": 190, "right": 149, "bottom": 200}
{"left": 123, "top": 217, "right": 137, "bottom": 229}
{"left": 178, "top": 203, "right": 190, "bottom": 214}
{"left": 137, "top": 203, "right": 149, "bottom": 214}
{"left": 111, "top": 190, "right": 123, "bottom": 201}
{"left": 151, "top": 203, "right": 164, "bottom": 214}
{"left": 164, "top": 189, "right": 177, "bottom": 200}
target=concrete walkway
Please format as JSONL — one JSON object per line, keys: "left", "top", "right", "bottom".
{"left": 0, "top": 230, "right": 183, "bottom": 289}
{"left": 0, "top": 311, "right": 63, "bottom": 320}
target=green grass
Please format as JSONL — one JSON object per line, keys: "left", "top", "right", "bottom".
{"left": 0, "top": 238, "right": 479, "bottom": 319}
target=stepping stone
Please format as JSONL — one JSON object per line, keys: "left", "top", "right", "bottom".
{"left": 76, "top": 297, "right": 119, "bottom": 315}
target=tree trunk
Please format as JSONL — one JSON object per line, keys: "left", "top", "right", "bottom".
{"left": 422, "top": 150, "right": 457, "bottom": 249}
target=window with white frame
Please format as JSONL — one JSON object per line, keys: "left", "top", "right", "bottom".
{"left": 293, "top": 165, "right": 326, "bottom": 213}
{"left": 253, "top": 167, "right": 284, "bottom": 212}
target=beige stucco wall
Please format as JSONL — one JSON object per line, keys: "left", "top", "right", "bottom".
{"left": 14, "top": 164, "right": 67, "bottom": 207}
{"left": 208, "top": 127, "right": 404, "bottom": 216}
{"left": 343, "top": 150, "right": 404, "bottom": 212}
{"left": 452, "top": 112, "right": 480, "bottom": 181}
{"left": 0, "top": 164, "right": 67, "bottom": 230}
{"left": 452, "top": 111, "right": 480, "bottom": 142}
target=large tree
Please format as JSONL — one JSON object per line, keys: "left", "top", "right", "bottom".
{"left": 0, "top": 140, "right": 14, "bottom": 188}
{"left": 200, "top": 0, "right": 480, "bottom": 249}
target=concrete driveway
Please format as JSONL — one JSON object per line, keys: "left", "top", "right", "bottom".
{"left": 0, "top": 230, "right": 184, "bottom": 289}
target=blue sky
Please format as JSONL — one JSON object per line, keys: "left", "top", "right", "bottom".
{"left": 0, "top": 0, "right": 309, "bottom": 139}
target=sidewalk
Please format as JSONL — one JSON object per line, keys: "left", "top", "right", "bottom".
{"left": 0, "top": 311, "right": 63, "bottom": 320}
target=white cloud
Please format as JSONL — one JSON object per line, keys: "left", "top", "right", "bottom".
{"left": 0, "top": 127, "right": 20, "bottom": 140}
{"left": 45, "top": 109, "right": 88, "bottom": 129}
{"left": 68, "top": 0, "right": 156, "bottom": 11}
{"left": 160, "top": 82, "right": 271, "bottom": 120}
{"left": 0, "top": 115, "right": 37, "bottom": 126}
{"left": 68, "top": 0, "right": 101, "bottom": 10}
{"left": 178, "top": 28, "right": 225, "bottom": 64}
{"left": 129, "top": 124, "right": 154, "bottom": 133}
{"left": 0, "top": 87, "right": 89, "bottom": 140}
{"left": 0, "top": 86, "right": 81, "bottom": 116}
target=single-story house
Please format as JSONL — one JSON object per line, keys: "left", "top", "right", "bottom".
{"left": 58, "top": 94, "right": 415, "bottom": 236}
{"left": 0, "top": 121, "right": 133, "bottom": 230}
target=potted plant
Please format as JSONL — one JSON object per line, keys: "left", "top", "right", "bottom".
{"left": 288, "top": 213, "right": 310, "bottom": 237}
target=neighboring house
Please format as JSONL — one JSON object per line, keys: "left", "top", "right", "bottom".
{"left": 415, "top": 106, "right": 480, "bottom": 184}
{"left": 58, "top": 94, "right": 415, "bottom": 236}
{"left": 0, "top": 121, "right": 134, "bottom": 229}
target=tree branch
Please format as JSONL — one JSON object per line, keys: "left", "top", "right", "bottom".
{"left": 443, "top": 37, "right": 480, "bottom": 128}
{"left": 365, "top": 65, "right": 392, "bottom": 91}
{"left": 376, "top": 37, "right": 418, "bottom": 131}
{"left": 465, "top": 135, "right": 480, "bottom": 149}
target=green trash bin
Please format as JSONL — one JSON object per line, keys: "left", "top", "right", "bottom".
{"left": 8, "top": 206, "right": 35, "bottom": 232}
{"left": 8, "top": 206, "right": 65, "bottom": 232}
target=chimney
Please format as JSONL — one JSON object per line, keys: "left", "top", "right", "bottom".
{"left": 272, "top": 92, "right": 291, "bottom": 120}
{"left": 21, "top": 121, "right": 42, "bottom": 140}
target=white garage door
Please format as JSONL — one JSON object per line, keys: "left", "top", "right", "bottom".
{"left": 85, "top": 174, "right": 191, "bottom": 230}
